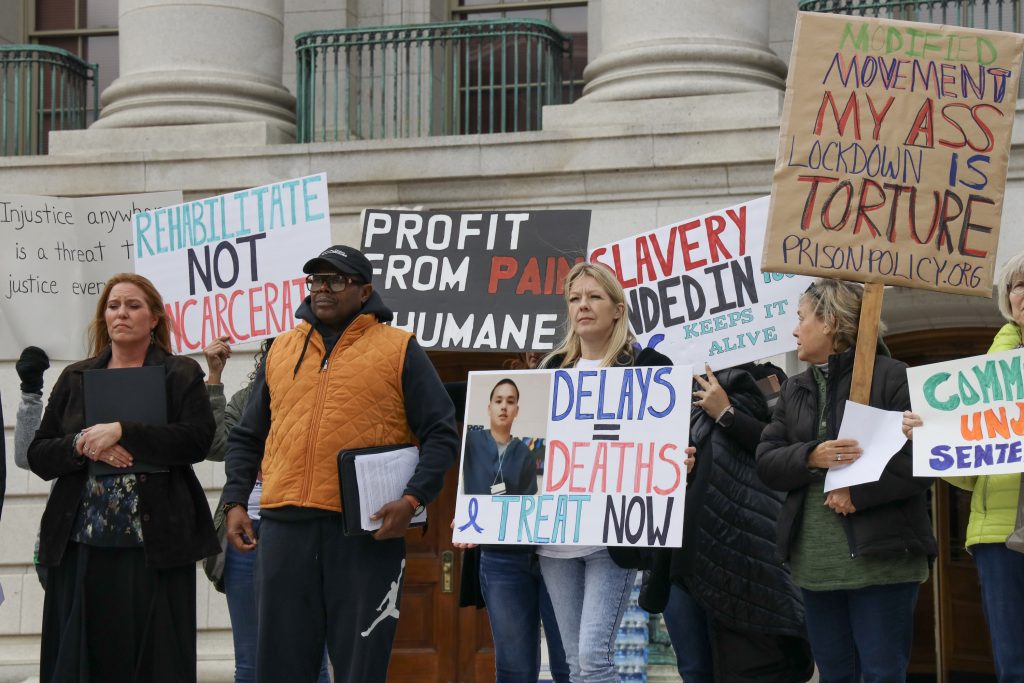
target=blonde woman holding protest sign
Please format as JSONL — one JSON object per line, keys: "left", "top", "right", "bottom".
{"left": 538, "top": 262, "right": 694, "bottom": 683}
{"left": 904, "top": 253, "right": 1024, "bottom": 683}
{"left": 756, "top": 278, "right": 935, "bottom": 683}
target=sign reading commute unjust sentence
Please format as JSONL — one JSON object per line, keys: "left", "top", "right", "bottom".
{"left": 908, "top": 347, "right": 1024, "bottom": 476}
{"left": 452, "top": 366, "right": 691, "bottom": 547}
{"left": 361, "top": 209, "right": 590, "bottom": 352}
{"left": 763, "top": 12, "right": 1024, "bottom": 296}
{"left": 591, "top": 197, "right": 812, "bottom": 370}
{"left": 133, "top": 174, "right": 332, "bottom": 353}
{"left": 0, "top": 190, "right": 183, "bottom": 360}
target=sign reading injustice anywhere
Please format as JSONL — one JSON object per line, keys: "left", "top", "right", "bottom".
{"left": 361, "top": 209, "right": 590, "bottom": 352}
{"left": 908, "top": 347, "right": 1024, "bottom": 476}
{"left": 452, "top": 366, "right": 691, "bottom": 547}
{"left": 591, "top": 197, "right": 812, "bottom": 370}
{"left": 0, "top": 190, "right": 182, "bottom": 359}
{"left": 763, "top": 12, "right": 1024, "bottom": 296}
{"left": 133, "top": 174, "right": 331, "bottom": 353}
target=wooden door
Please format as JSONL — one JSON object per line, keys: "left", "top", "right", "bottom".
{"left": 387, "top": 351, "right": 518, "bottom": 683}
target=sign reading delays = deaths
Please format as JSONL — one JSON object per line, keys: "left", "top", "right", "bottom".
{"left": 361, "top": 209, "right": 590, "bottom": 352}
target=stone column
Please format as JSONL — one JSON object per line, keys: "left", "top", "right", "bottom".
{"left": 91, "top": 0, "right": 295, "bottom": 140}
{"left": 580, "top": 0, "right": 786, "bottom": 101}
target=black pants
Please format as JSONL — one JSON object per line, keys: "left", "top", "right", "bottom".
{"left": 40, "top": 543, "right": 197, "bottom": 683}
{"left": 255, "top": 515, "right": 406, "bottom": 683}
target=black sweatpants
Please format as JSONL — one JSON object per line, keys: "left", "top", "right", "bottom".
{"left": 255, "top": 515, "right": 406, "bottom": 683}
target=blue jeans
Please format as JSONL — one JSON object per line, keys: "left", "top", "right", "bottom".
{"left": 538, "top": 550, "right": 635, "bottom": 683}
{"left": 973, "top": 543, "right": 1024, "bottom": 683}
{"left": 226, "top": 519, "right": 330, "bottom": 683}
{"left": 479, "top": 550, "right": 570, "bottom": 683}
{"left": 661, "top": 583, "right": 713, "bottom": 683}
{"left": 801, "top": 582, "right": 919, "bottom": 683}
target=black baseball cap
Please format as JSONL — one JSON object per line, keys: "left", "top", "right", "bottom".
{"left": 302, "top": 245, "right": 373, "bottom": 283}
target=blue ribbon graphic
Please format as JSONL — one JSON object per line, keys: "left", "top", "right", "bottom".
{"left": 457, "top": 497, "right": 484, "bottom": 533}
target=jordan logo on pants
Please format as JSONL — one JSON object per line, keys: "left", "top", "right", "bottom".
{"left": 361, "top": 559, "right": 405, "bottom": 637}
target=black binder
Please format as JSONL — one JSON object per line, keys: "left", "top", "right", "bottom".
{"left": 84, "top": 366, "right": 170, "bottom": 476}
{"left": 337, "top": 444, "right": 425, "bottom": 536}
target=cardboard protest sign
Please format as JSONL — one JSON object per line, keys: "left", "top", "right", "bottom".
{"left": 361, "top": 209, "right": 590, "bottom": 351}
{"left": 592, "top": 197, "right": 812, "bottom": 370}
{"left": 133, "top": 174, "right": 331, "bottom": 353}
{"left": 0, "top": 190, "right": 182, "bottom": 359}
{"left": 764, "top": 12, "right": 1024, "bottom": 296}
{"left": 908, "top": 347, "right": 1024, "bottom": 476}
{"left": 452, "top": 366, "right": 691, "bottom": 547}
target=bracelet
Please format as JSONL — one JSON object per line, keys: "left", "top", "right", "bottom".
{"left": 221, "top": 502, "right": 245, "bottom": 516}
{"left": 71, "top": 431, "right": 84, "bottom": 454}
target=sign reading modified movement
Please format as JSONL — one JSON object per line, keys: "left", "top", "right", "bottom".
{"left": 764, "top": 12, "right": 1024, "bottom": 296}
{"left": 361, "top": 209, "right": 590, "bottom": 352}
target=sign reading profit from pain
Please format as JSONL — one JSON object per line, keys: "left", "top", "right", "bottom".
{"left": 763, "top": 12, "right": 1024, "bottom": 296}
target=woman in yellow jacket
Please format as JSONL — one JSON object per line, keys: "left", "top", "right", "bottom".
{"left": 906, "top": 253, "right": 1024, "bottom": 682}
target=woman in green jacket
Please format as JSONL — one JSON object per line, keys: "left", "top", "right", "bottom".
{"left": 906, "top": 252, "right": 1024, "bottom": 682}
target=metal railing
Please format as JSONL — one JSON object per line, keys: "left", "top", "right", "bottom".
{"left": 295, "top": 19, "right": 574, "bottom": 143}
{"left": 797, "top": 0, "right": 1022, "bottom": 31}
{"left": 0, "top": 45, "right": 98, "bottom": 156}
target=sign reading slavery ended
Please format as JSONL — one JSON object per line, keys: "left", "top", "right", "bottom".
{"left": 133, "top": 174, "right": 331, "bottom": 353}
{"left": 908, "top": 347, "right": 1024, "bottom": 476}
{"left": 452, "top": 366, "right": 691, "bottom": 547}
{"left": 592, "top": 197, "right": 812, "bottom": 370}
{"left": 361, "top": 209, "right": 590, "bottom": 351}
{"left": 0, "top": 190, "right": 182, "bottom": 359}
{"left": 764, "top": 12, "right": 1024, "bottom": 296}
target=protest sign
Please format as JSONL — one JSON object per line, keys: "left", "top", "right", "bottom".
{"left": 452, "top": 366, "right": 691, "bottom": 547}
{"left": 361, "top": 209, "right": 590, "bottom": 352}
{"left": 0, "top": 190, "right": 183, "bottom": 359}
{"left": 591, "top": 197, "right": 811, "bottom": 370}
{"left": 133, "top": 174, "right": 332, "bottom": 354}
{"left": 763, "top": 12, "right": 1024, "bottom": 296}
{"left": 908, "top": 347, "right": 1024, "bottom": 476}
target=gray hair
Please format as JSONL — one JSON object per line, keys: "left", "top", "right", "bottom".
{"left": 995, "top": 251, "right": 1024, "bottom": 323}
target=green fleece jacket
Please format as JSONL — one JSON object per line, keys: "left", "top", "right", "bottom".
{"left": 945, "top": 323, "right": 1022, "bottom": 547}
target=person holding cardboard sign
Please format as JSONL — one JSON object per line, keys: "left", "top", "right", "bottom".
{"left": 904, "top": 253, "right": 1024, "bottom": 683}
{"left": 756, "top": 278, "right": 935, "bottom": 683}
{"left": 537, "top": 262, "right": 694, "bottom": 683}
{"left": 27, "top": 273, "right": 219, "bottom": 683}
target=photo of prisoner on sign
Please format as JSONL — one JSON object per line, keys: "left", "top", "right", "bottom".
{"left": 461, "top": 372, "right": 550, "bottom": 497}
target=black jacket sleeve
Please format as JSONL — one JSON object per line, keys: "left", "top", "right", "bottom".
{"left": 401, "top": 338, "right": 459, "bottom": 506}
{"left": 118, "top": 358, "right": 215, "bottom": 467}
{"left": 756, "top": 385, "right": 820, "bottom": 492}
{"left": 28, "top": 367, "right": 89, "bottom": 481}
{"left": 0, "top": 392, "right": 6, "bottom": 522}
{"left": 222, "top": 365, "right": 270, "bottom": 506}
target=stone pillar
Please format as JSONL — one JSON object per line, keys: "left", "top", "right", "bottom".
{"left": 91, "top": 0, "right": 295, "bottom": 140}
{"left": 580, "top": 0, "right": 786, "bottom": 101}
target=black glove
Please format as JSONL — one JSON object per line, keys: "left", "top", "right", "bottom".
{"left": 16, "top": 346, "right": 49, "bottom": 394}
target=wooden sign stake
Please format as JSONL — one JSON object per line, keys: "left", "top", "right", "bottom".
{"left": 849, "top": 282, "right": 885, "bottom": 405}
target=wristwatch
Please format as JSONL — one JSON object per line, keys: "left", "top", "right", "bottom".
{"left": 221, "top": 501, "right": 245, "bottom": 516}
{"left": 715, "top": 405, "right": 736, "bottom": 428}
{"left": 403, "top": 494, "right": 425, "bottom": 516}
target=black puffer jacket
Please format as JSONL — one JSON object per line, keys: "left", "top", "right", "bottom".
{"left": 756, "top": 347, "right": 936, "bottom": 562}
{"left": 645, "top": 367, "right": 806, "bottom": 637}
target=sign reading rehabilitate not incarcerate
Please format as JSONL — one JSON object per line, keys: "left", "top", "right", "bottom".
{"left": 908, "top": 347, "right": 1024, "bottom": 476}
{"left": 361, "top": 209, "right": 590, "bottom": 352}
{"left": 591, "top": 197, "right": 812, "bottom": 370}
{"left": 764, "top": 12, "right": 1024, "bottom": 296}
{"left": 0, "top": 190, "right": 182, "bottom": 359}
{"left": 452, "top": 366, "right": 691, "bottom": 547}
{"left": 133, "top": 174, "right": 332, "bottom": 353}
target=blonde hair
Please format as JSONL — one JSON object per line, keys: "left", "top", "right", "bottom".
{"left": 89, "top": 273, "right": 171, "bottom": 357}
{"left": 995, "top": 251, "right": 1024, "bottom": 323}
{"left": 801, "top": 278, "right": 886, "bottom": 354}
{"left": 543, "top": 262, "right": 635, "bottom": 369}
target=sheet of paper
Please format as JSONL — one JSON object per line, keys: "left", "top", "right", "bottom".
{"left": 824, "top": 401, "right": 907, "bottom": 493}
{"left": 354, "top": 446, "right": 426, "bottom": 531}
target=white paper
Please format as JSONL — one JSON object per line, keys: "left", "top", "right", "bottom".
{"left": 354, "top": 446, "right": 426, "bottom": 531}
{"left": 824, "top": 401, "right": 907, "bottom": 493}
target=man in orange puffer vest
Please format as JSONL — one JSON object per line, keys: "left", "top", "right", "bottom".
{"left": 222, "top": 245, "right": 458, "bottom": 683}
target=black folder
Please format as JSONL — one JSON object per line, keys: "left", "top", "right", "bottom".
{"left": 84, "top": 366, "right": 170, "bottom": 476}
{"left": 337, "top": 444, "right": 425, "bottom": 536}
